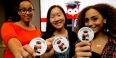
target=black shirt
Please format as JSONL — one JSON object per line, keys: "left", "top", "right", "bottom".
{"left": 42, "top": 30, "right": 78, "bottom": 58}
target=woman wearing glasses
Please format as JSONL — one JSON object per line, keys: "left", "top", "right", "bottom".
{"left": 1, "top": 0, "right": 41, "bottom": 58}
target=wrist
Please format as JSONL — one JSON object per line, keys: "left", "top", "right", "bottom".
{"left": 40, "top": 56, "right": 52, "bottom": 58}
{"left": 73, "top": 54, "right": 77, "bottom": 58}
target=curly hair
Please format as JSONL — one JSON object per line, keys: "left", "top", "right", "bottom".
{"left": 75, "top": 3, "right": 116, "bottom": 37}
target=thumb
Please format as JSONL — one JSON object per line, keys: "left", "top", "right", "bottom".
{"left": 49, "top": 48, "right": 55, "bottom": 56}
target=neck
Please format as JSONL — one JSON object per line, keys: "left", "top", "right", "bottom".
{"left": 20, "top": 20, "right": 30, "bottom": 27}
{"left": 54, "top": 27, "right": 67, "bottom": 35}
{"left": 93, "top": 31, "right": 108, "bottom": 41}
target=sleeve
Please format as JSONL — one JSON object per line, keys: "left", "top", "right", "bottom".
{"left": 69, "top": 31, "right": 79, "bottom": 57}
{"left": 42, "top": 34, "right": 47, "bottom": 40}
{"left": 1, "top": 22, "right": 19, "bottom": 45}
{"left": 42, "top": 33, "right": 53, "bottom": 40}
{"left": 71, "top": 31, "right": 81, "bottom": 43}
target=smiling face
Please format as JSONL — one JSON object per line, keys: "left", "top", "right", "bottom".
{"left": 50, "top": 7, "right": 65, "bottom": 30}
{"left": 84, "top": 8, "right": 106, "bottom": 34}
{"left": 18, "top": 1, "right": 34, "bottom": 23}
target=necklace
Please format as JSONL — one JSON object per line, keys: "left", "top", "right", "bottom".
{"left": 96, "top": 44, "right": 101, "bottom": 47}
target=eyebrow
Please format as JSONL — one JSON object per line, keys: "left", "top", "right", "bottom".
{"left": 50, "top": 14, "right": 55, "bottom": 17}
{"left": 91, "top": 15, "right": 97, "bottom": 19}
{"left": 85, "top": 15, "right": 97, "bottom": 18}
{"left": 57, "top": 13, "right": 61, "bottom": 15}
{"left": 19, "top": 7, "right": 33, "bottom": 9}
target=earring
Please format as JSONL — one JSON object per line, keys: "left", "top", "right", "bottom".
{"left": 104, "top": 21, "right": 106, "bottom": 23}
{"left": 106, "top": 29, "right": 109, "bottom": 32}
{"left": 104, "top": 29, "right": 109, "bottom": 32}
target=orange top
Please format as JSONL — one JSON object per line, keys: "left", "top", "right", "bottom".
{"left": 1, "top": 22, "right": 41, "bottom": 58}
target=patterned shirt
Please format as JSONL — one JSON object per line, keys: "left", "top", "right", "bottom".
{"left": 101, "top": 37, "right": 116, "bottom": 58}
{"left": 77, "top": 37, "right": 116, "bottom": 58}
{"left": 52, "top": 36, "right": 70, "bottom": 58}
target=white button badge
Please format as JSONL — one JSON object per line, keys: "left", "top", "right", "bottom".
{"left": 29, "top": 38, "right": 47, "bottom": 56}
{"left": 52, "top": 36, "right": 69, "bottom": 53}
{"left": 78, "top": 27, "right": 94, "bottom": 41}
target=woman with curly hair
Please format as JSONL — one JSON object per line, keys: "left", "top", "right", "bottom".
{"left": 74, "top": 3, "right": 116, "bottom": 58}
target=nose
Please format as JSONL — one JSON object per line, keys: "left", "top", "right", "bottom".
{"left": 26, "top": 11, "right": 30, "bottom": 14}
{"left": 54, "top": 16, "right": 60, "bottom": 21}
{"left": 88, "top": 21, "right": 93, "bottom": 27}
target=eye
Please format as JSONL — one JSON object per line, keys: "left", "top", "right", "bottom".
{"left": 67, "top": 9, "right": 73, "bottom": 14}
{"left": 51, "top": 16, "right": 54, "bottom": 18}
{"left": 50, "top": 15, "right": 54, "bottom": 19}
{"left": 28, "top": 9, "right": 32, "bottom": 12}
{"left": 73, "top": 8, "right": 78, "bottom": 14}
{"left": 20, "top": 9, "right": 27, "bottom": 13}
{"left": 91, "top": 16, "right": 98, "bottom": 21}
{"left": 84, "top": 18, "right": 89, "bottom": 23}
{"left": 28, "top": 9, "right": 34, "bottom": 12}
{"left": 21, "top": 9, "right": 26, "bottom": 12}
{"left": 93, "top": 17, "right": 98, "bottom": 21}
{"left": 58, "top": 14, "right": 61, "bottom": 17}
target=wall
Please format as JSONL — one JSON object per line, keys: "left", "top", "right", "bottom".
{"left": 0, "top": 0, "right": 5, "bottom": 44}
{"left": 0, "top": 0, "right": 6, "bottom": 58}
{"left": 30, "top": 0, "right": 40, "bottom": 28}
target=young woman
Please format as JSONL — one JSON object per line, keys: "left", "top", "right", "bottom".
{"left": 40, "top": 5, "right": 78, "bottom": 58}
{"left": 1, "top": 0, "right": 41, "bottom": 58}
{"left": 74, "top": 3, "right": 116, "bottom": 58}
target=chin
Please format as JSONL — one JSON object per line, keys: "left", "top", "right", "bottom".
{"left": 55, "top": 26, "right": 63, "bottom": 30}
{"left": 94, "top": 30, "right": 100, "bottom": 35}
{"left": 24, "top": 20, "right": 31, "bottom": 23}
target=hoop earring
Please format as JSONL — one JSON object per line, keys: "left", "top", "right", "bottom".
{"left": 104, "top": 29, "right": 109, "bottom": 32}
{"left": 104, "top": 21, "right": 106, "bottom": 23}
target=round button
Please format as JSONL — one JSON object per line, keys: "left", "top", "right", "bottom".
{"left": 78, "top": 27, "right": 94, "bottom": 41}
{"left": 29, "top": 38, "right": 47, "bottom": 56}
{"left": 52, "top": 36, "right": 69, "bottom": 53}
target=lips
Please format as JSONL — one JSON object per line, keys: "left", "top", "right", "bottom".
{"left": 25, "top": 16, "right": 31, "bottom": 19}
{"left": 55, "top": 22, "right": 62, "bottom": 26}
{"left": 90, "top": 26, "right": 97, "bottom": 31}
{"left": 54, "top": 21, "right": 62, "bottom": 26}
{"left": 91, "top": 28, "right": 95, "bottom": 31}
{"left": 89, "top": 25, "right": 97, "bottom": 30}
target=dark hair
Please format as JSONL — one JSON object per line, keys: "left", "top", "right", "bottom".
{"left": 12, "top": 0, "right": 33, "bottom": 22}
{"left": 46, "top": 5, "right": 67, "bottom": 34}
{"left": 75, "top": 3, "right": 116, "bottom": 37}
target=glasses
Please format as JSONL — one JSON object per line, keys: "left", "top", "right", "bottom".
{"left": 19, "top": 9, "right": 35, "bottom": 14}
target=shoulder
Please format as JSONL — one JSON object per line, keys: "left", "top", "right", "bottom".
{"left": 108, "top": 37, "right": 116, "bottom": 45}
{"left": 35, "top": 26, "right": 41, "bottom": 31}
{"left": 2, "top": 22, "right": 14, "bottom": 26}
{"left": 1, "top": 22, "right": 16, "bottom": 30}
{"left": 68, "top": 30, "right": 78, "bottom": 42}
{"left": 101, "top": 37, "right": 116, "bottom": 57}
{"left": 68, "top": 30, "right": 77, "bottom": 38}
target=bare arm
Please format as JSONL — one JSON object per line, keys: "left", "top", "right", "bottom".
{"left": 8, "top": 38, "right": 22, "bottom": 57}
{"left": 1, "top": 22, "right": 37, "bottom": 58}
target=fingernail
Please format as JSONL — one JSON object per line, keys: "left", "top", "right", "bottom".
{"left": 33, "top": 53, "right": 36, "bottom": 57}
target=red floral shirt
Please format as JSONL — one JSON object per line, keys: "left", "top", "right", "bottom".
{"left": 76, "top": 37, "right": 116, "bottom": 58}
{"left": 101, "top": 37, "right": 116, "bottom": 58}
